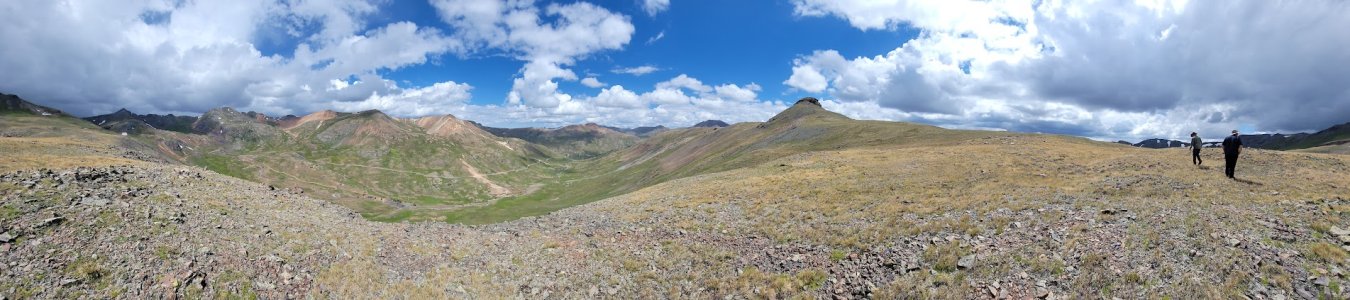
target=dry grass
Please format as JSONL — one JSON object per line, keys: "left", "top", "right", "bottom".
{"left": 1309, "top": 242, "right": 1348, "bottom": 263}
{"left": 569, "top": 134, "right": 1350, "bottom": 297}
{"left": 598, "top": 135, "right": 1350, "bottom": 244}
{"left": 0, "top": 114, "right": 154, "bottom": 172}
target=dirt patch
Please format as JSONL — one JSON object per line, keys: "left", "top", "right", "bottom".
{"left": 461, "top": 159, "right": 511, "bottom": 197}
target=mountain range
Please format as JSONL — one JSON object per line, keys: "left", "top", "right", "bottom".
{"left": 13, "top": 90, "right": 1350, "bottom": 223}
{"left": 18, "top": 93, "right": 909, "bottom": 223}
{"left": 4, "top": 92, "right": 1350, "bottom": 298}
{"left": 1120, "top": 123, "right": 1350, "bottom": 151}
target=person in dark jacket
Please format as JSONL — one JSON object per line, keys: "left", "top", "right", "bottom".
{"left": 1190, "top": 132, "right": 1203, "bottom": 165}
{"left": 1221, "top": 130, "right": 1243, "bottom": 178}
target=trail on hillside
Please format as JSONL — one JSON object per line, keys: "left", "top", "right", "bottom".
{"left": 461, "top": 159, "right": 511, "bottom": 197}
{"left": 311, "top": 160, "right": 459, "bottom": 179}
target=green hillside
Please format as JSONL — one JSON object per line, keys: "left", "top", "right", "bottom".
{"left": 480, "top": 123, "right": 640, "bottom": 159}
{"left": 444, "top": 98, "right": 1010, "bottom": 223}
{"left": 133, "top": 108, "right": 569, "bottom": 221}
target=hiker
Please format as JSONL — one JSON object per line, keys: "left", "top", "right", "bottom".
{"left": 1221, "top": 130, "right": 1243, "bottom": 179}
{"left": 1190, "top": 132, "right": 1203, "bottom": 165}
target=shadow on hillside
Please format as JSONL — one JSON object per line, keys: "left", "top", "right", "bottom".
{"left": 1197, "top": 165, "right": 1211, "bottom": 170}
{"left": 1233, "top": 178, "right": 1263, "bottom": 186}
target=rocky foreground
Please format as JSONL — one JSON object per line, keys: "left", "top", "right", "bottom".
{"left": 2, "top": 135, "right": 1350, "bottom": 299}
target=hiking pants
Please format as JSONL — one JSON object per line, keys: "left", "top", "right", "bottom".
{"left": 1192, "top": 148, "right": 1202, "bottom": 165}
{"left": 1224, "top": 154, "right": 1239, "bottom": 178}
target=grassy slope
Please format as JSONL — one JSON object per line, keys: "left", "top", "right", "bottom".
{"left": 187, "top": 110, "right": 567, "bottom": 222}
{"left": 549, "top": 135, "right": 1350, "bottom": 298}
{"left": 483, "top": 125, "right": 640, "bottom": 159}
{"left": 445, "top": 103, "right": 1007, "bottom": 224}
{"left": 0, "top": 112, "right": 158, "bottom": 172}
{"left": 1285, "top": 123, "right": 1350, "bottom": 150}
{"left": 1296, "top": 142, "right": 1350, "bottom": 155}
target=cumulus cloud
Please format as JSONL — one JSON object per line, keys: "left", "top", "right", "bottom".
{"left": 0, "top": 0, "right": 790, "bottom": 131}
{"left": 642, "top": 0, "right": 671, "bottom": 16}
{"left": 330, "top": 81, "right": 474, "bottom": 116}
{"left": 0, "top": 0, "right": 461, "bottom": 117}
{"left": 612, "top": 65, "right": 661, "bottom": 76}
{"left": 788, "top": 0, "right": 1350, "bottom": 140}
{"left": 580, "top": 77, "right": 606, "bottom": 88}
{"left": 713, "top": 83, "right": 761, "bottom": 102}
{"left": 655, "top": 74, "right": 712, "bottom": 93}
{"left": 590, "top": 85, "right": 643, "bottom": 108}
{"left": 433, "top": 0, "right": 635, "bottom": 109}
{"left": 498, "top": 74, "right": 780, "bottom": 128}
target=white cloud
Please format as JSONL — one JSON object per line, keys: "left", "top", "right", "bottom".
{"left": 645, "top": 30, "right": 665, "bottom": 44}
{"left": 612, "top": 65, "right": 661, "bottom": 76}
{"left": 642, "top": 0, "right": 671, "bottom": 16}
{"left": 0, "top": 0, "right": 790, "bottom": 131}
{"left": 433, "top": 0, "right": 635, "bottom": 109}
{"left": 580, "top": 77, "right": 605, "bottom": 88}
{"left": 641, "top": 88, "right": 695, "bottom": 106}
{"left": 789, "top": 0, "right": 1350, "bottom": 141}
{"left": 784, "top": 64, "right": 828, "bottom": 93}
{"left": 655, "top": 74, "right": 711, "bottom": 93}
{"left": 0, "top": 0, "right": 461, "bottom": 117}
{"left": 333, "top": 81, "right": 474, "bottom": 116}
{"left": 462, "top": 73, "right": 785, "bottom": 128}
{"left": 713, "top": 83, "right": 760, "bottom": 102}
{"left": 590, "top": 85, "right": 643, "bottom": 108}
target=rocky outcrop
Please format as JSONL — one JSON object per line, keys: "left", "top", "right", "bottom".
{"left": 763, "top": 97, "right": 848, "bottom": 127}
{"left": 796, "top": 97, "right": 821, "bottom": 106}
{"left": 191, "top": 107, "right": 285, "bottom": 145}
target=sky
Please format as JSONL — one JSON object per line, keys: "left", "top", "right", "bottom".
{"left": 1, "top": 0, "right": 1348, "bottom": 142}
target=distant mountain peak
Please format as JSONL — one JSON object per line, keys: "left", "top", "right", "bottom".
{"left": 83, "top": 107, "right": 198, "bottom": 134}
{"left": 692, "top": 120, "right": 729, "bottom": 128}
{"left": 355, "top": 109, "right": 389, "bottom": 118}
{"left": 560, "top": 123, "right": 625, "bottom": 135}
{"left": 764, "top": 97, "right": 847, "bottom": 126}
{"left": 1, "top": 93, "right": 69, "bottom": 116}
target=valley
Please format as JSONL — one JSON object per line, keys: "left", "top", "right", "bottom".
{"left": 3, "top": 95, "right": 1350, "bottom": 298}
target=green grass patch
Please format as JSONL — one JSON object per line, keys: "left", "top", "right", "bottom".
{"left": 0, "top": 204, "right": 19, "bottom": 223}
{"left": 829, "top": 249, "right": 848, "bottom": 262}
{"left": 192, "top": 155, "right": 253, "bottom": 180}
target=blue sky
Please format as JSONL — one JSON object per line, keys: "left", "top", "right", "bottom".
{"left": 340, "top": 0, "right": 917, "bottom": 108}
{"left": 0, "top": 0, "right": 1347, "bottom": 141}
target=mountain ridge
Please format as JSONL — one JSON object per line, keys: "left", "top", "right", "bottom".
{"left": 83, "top": 108, "right": 198, "bottom": 134}
{"left": 478, "top": 122, "right": 639, "bottom": 159}
{"left": 1123, "top": 122, "right": 1350, "bottom": 150}
{"left": 6, "top": 92, "right": 1350, "bottom": 298}
{"left": 8, "top": 91, "right": 1350, "bottom": 225}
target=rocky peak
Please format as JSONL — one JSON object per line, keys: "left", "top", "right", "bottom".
{"left": 795, "top": 97, "right": 821, "bottom": 107}
{"left": 763, "top": 97, "right": 847, "bottom": 126}
{"left": 111, "top": 108, "right": 134, "bottom": 117}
